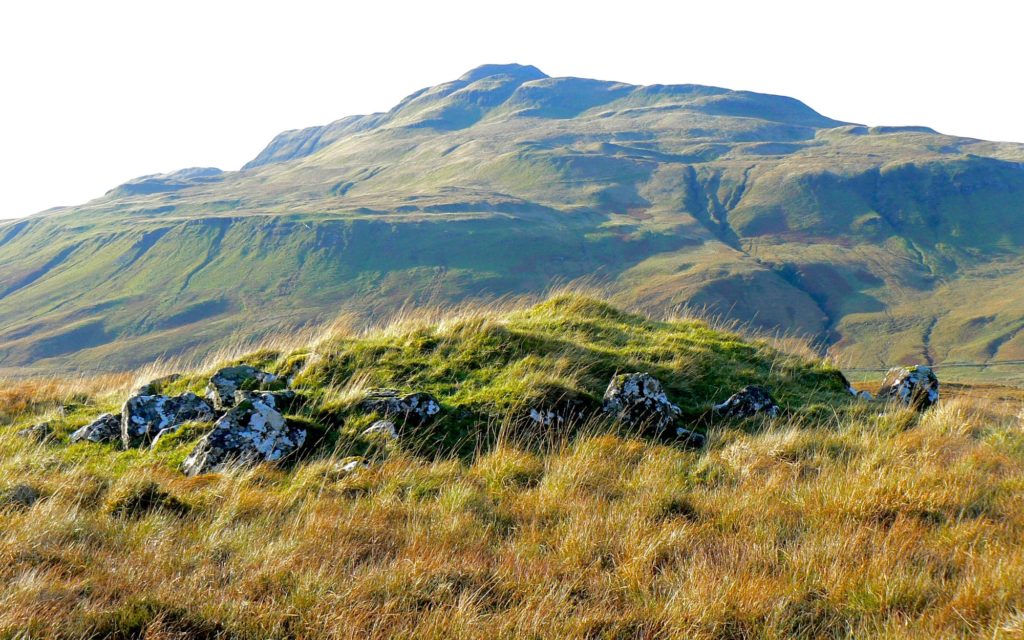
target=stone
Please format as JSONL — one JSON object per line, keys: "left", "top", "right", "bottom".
{"left": 338, "top": 457, "right": 370, "bottom": 474}
{"left": 16, "top": 422, "right": 53, "bottom": 443}
{"left": 601, "top": 373, "right": 681, "bottom": 432}
{"left": 206, "top": 365, "right": 280, "bottom": 411}
{"left": 362, "top": 420, "right": 398, "bottom": 439}
{"left": 70, "top": 413, "right": 122, "bottom": 444}
{"left": 361, "top": 390, "right": 441, "bottom": 426}
{"left": 676, "top": 427, "right": 707, "bottom": 448}
{"left": 878, "top": 365, "right": 939, "bottom": 410}
{"left": 713, "top": 385, "right": 780, "bottom": 418}
{"left": 526, "top": 397, "right": 590, "bottom": 428}
{"left": 121, "top": 392, "right": 215, "bottom": 448}
{"left": 181, "top": 391, "right": 306, "bottom": 476}
{"left": 1, "top": 484, "right": 41, "bottom": 509}
{"left": 857, "top": 390, "right": 874, "bottom": 401}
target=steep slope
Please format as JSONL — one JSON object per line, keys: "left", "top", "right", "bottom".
{"left": 2, "top": 63, "right": 1024, "bottom": 375}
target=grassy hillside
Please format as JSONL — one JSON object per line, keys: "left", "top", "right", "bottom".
{"left": 3, "top": 64, "right": 1024, "bottom": 375}
{"left": 1, "top": 296, "right": 1023, "bottom": 638}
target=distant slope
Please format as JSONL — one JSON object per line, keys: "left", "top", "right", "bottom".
{"left": 2, "top": 63, "right": 1024, "bottom": 375}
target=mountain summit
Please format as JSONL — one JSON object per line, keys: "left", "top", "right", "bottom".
{"left": 2, "top": 65, "right": 1024, "bottom": 374}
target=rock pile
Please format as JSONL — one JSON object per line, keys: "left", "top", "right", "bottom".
{"left": 57, "top": 354, "right": 942, "bottom": 476}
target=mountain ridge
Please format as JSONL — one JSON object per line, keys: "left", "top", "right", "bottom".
{"left": 2, "top": 64, "right": 1024, "bottom": 378}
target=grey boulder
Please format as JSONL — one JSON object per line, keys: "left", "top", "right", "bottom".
{"left": 602, "top": 373, "right": 681, "bottom": 432}
{"left": 361, "top": 390, "right": 441, "bottom": 426}
{"left": 878, "top": 365, "right": 939, "bottom": 410}
{"left": 676, "top": 427, "right": 707, "bottom": 448}
{"left": 362, "top": 420, "right": 398, "bottom": 439}
{"left": 206, "top": 365, "right": 280, "bottom": 411}
{"left": 70, "top": 413, "right": 122, "bottom": 444}
{"left": 713, "top": 385, "right": 780, "bottom": 418}
{"left": 181, "top": 391, "right": 306, "bottom": 476}
{"left": 122, "top": 392, "right": 215, "bottom": 448}
{"left": 1, "top": 484, "right": 41, "bottom": 510}
{"left": 16, "top": 422, "right": 53, "bottom": 443}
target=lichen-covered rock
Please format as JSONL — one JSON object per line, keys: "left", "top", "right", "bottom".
{"left": 361, "top": 390, "right": 441, "bottom": 426}
{"left": 713, "top": 385, "right": 780, "bottom": 418}
{"left": 878, "top": 365, "right": 939, "bottom": 410}
{"left": 70, "top": 413, "right": 122, "bottom": 444}
{"left": 1, "top": 484, "right": 41, "bottom": 510}
{"left": 676, "top": 427, "right": 707, "bottom": 448}
{"left": 181, "top": 391, "right": 306, "bottom": 476}
{"left": 16, "top": 422, "right": 53, "bottom": 443}
{"left": 526, "top": 396, "right": 591, "bottom": 429}
{"left": 122, "top": 392, "right": 215, "bottom": 448}
{"left": 602, "top": 373, "right": 681, "bottom": 432}
{"left": 206, "top": 365, "right": 280, "bottom": 411}
{"left": 362, "top": 420, "right": 398, "bottom": 439}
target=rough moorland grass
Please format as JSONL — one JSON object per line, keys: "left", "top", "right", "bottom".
{"left": 1, "top": 295, "right": 1023, "bottom": 638}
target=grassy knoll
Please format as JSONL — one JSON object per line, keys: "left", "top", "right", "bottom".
{"left": 1, "top": 295, "right": 1022, "bottom": 638}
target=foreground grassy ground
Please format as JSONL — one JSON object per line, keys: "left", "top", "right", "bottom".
{"left": 1, "top": 296, "right": 1023, "bottom": 638}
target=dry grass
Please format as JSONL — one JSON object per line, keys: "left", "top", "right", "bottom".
{"left": 1, "top": 297, "right": 1023, "bottom": 638}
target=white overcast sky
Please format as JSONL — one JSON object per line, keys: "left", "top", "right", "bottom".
{"left": 1, "top": 0, "right": 1021, "bottom": 220}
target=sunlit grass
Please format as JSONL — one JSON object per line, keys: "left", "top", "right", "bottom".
{"left": 1, "top": 295, "right": 1023, "bottom": 638}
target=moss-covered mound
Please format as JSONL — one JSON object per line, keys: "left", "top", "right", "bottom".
{"left": 4, "top": 295, "right": 853, "bottom": 467}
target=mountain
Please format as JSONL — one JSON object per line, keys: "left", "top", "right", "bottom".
{"left": 3, "top": 63, "right": 1024, "bottom": 375}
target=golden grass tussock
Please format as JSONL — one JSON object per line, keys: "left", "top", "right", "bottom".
{"left": 1, "top": 295, "right": 1024, "bottom": 638}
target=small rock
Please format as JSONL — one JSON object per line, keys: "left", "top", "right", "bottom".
{"left": 713, "top": 385, "right": 780, "bottom": 418}
{"left": 527, "top": 398, "right": 590, "bottom": 428}
{"left": 675, "top": 427, "right": 707, "bottom": 448}
{"left": 878, "top": 365, "right": 939, "bottom": 410}
{"left": 857, "top": 390, "right": 874, "bottom": 401}
{"left": 70, "top": 413, "right": 122, "bottom": 444}
{"left": 338, "top": 457, "right": 370, "bottom": 474}
{"left": 602, "top": 373, "right": 681, "bottom": 432}
{"left": 362, "top": 420, "right": 398, "bottom": 439}
{"left": 206, "top": 365, "right": 280, "bottom": 411}
{"left": 1, "top": 484, "right": 41, "bottom": 509}
{"left": 16, "top": 422, "right": 53, "bottom": 443}
{"left": 122, "top": 393, "right": 215, "bottom": 448}
{"left": 181, "top": 391, "right": 306, "bottom": 476}
{"left": 361, "top": 390, "right": 441, "bottom": 426}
